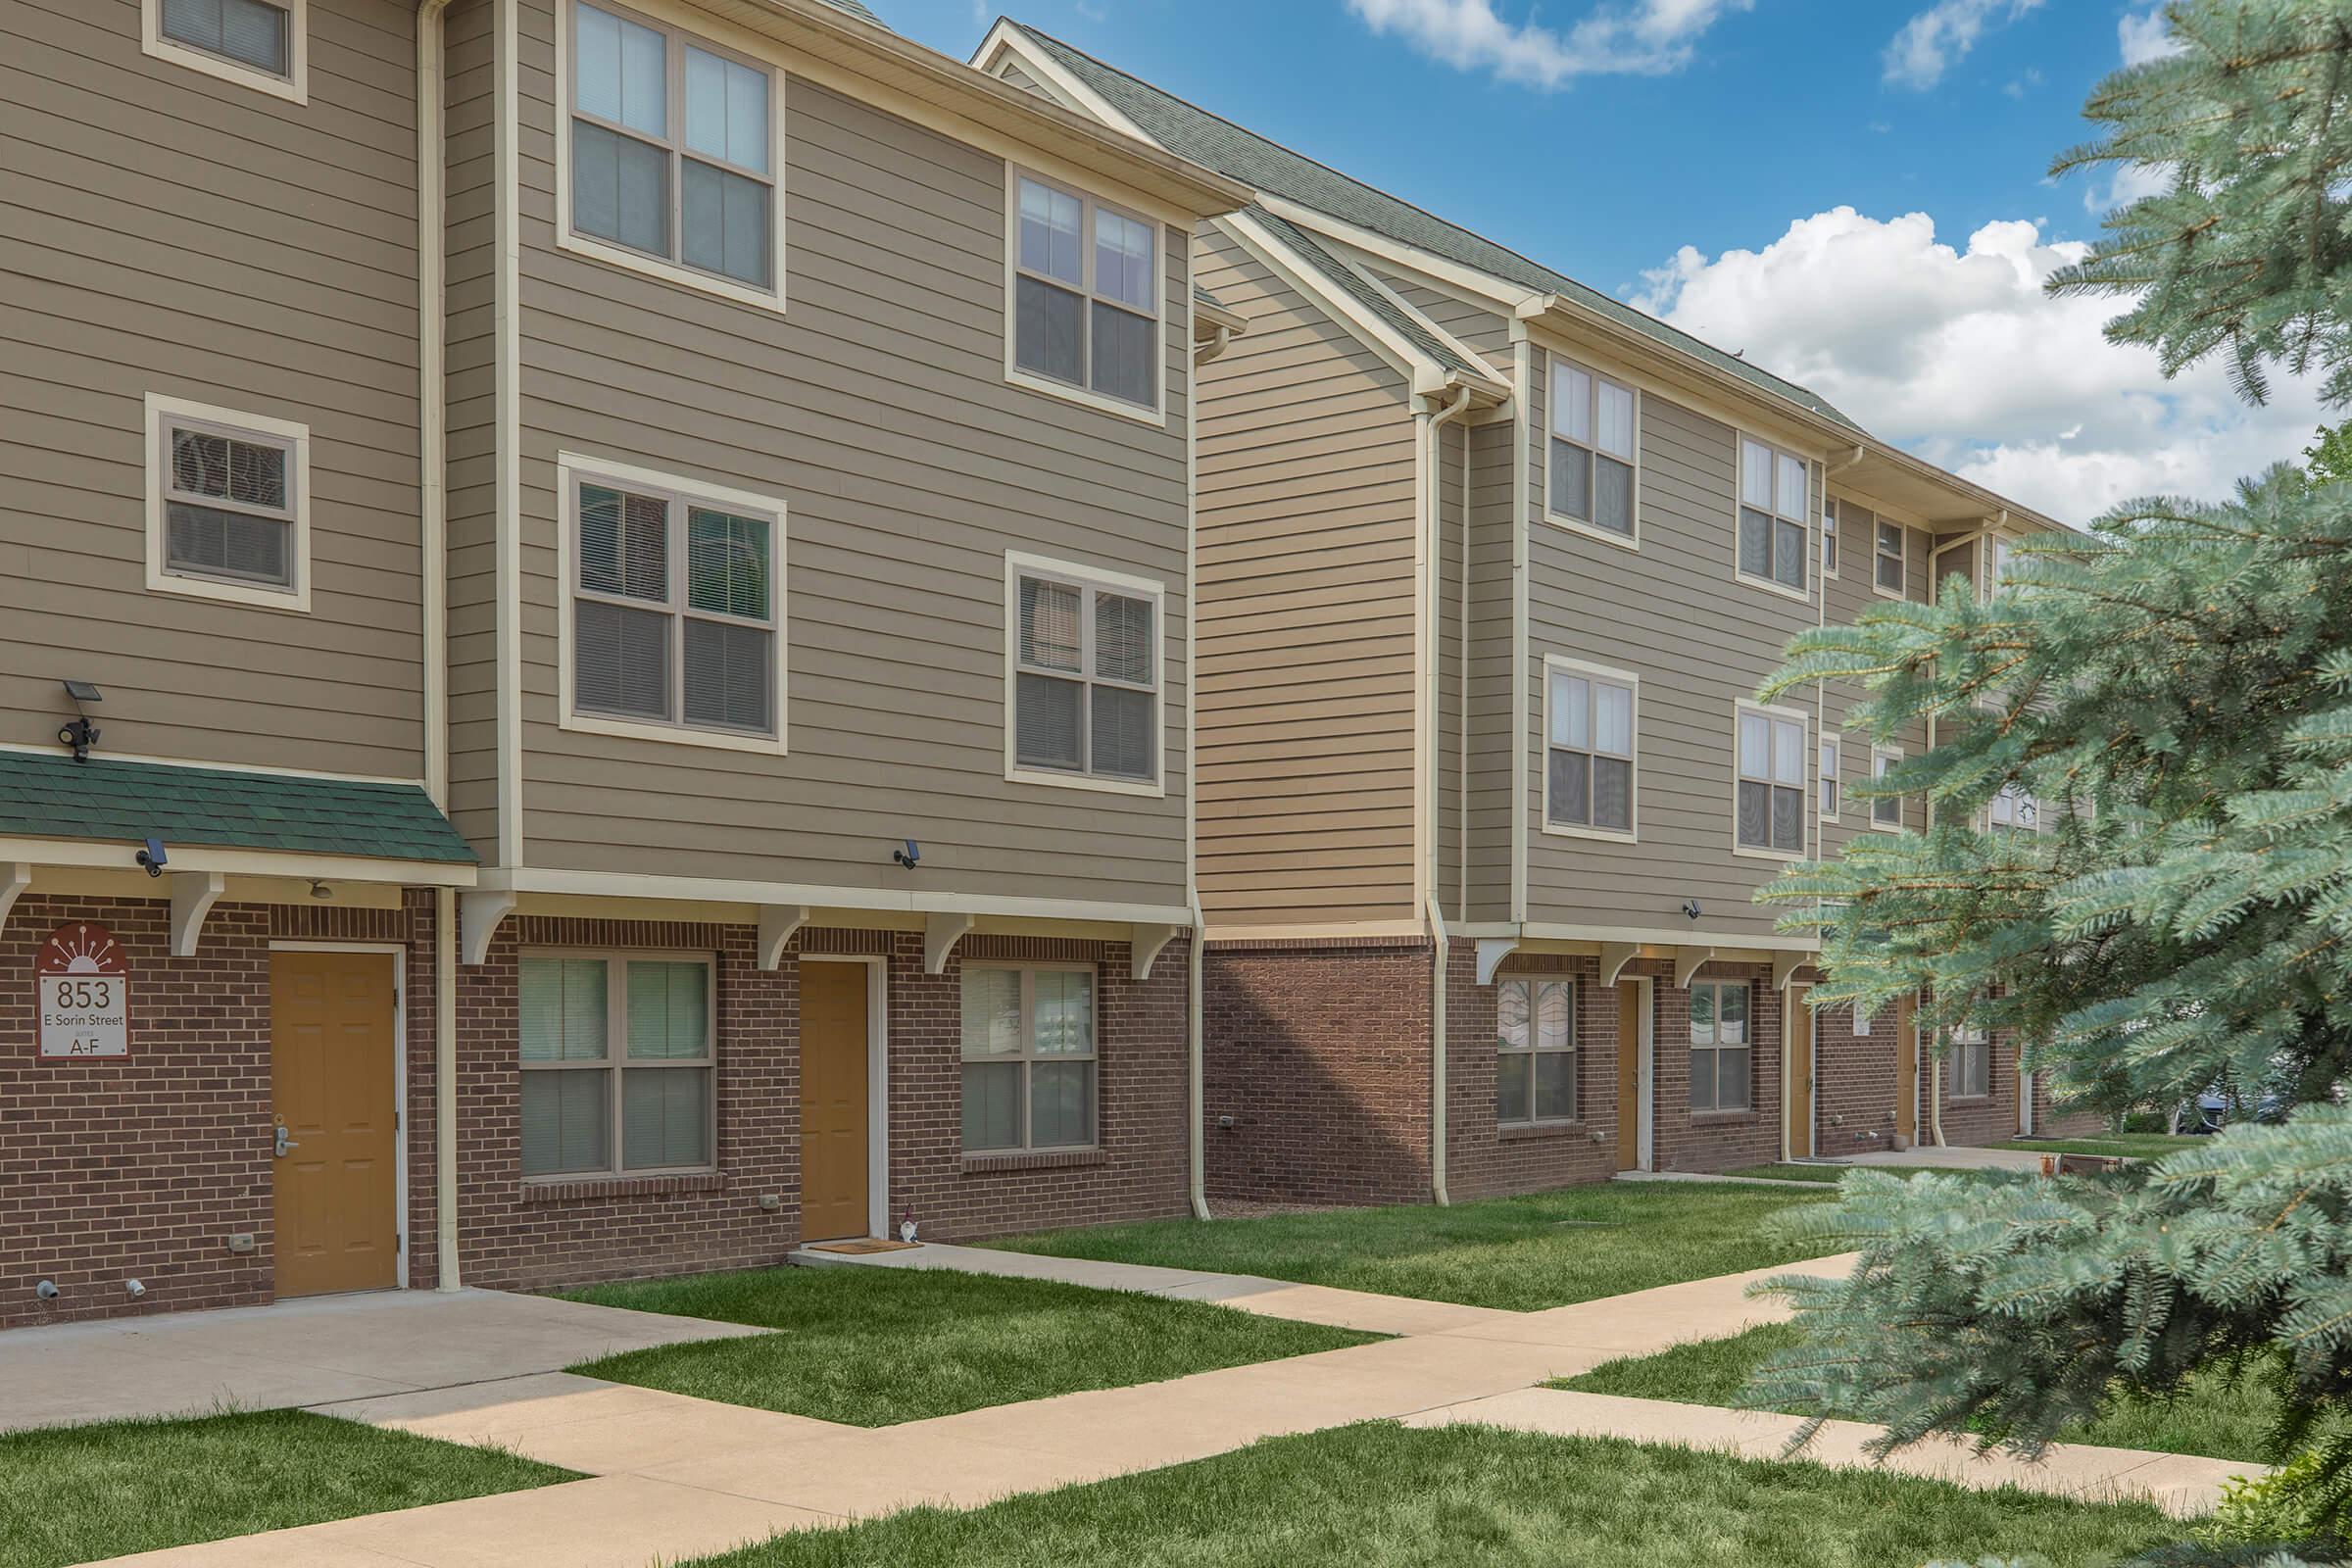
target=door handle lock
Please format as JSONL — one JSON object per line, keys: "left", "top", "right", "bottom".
{"left": 273, "top": 1124, "right": 299, "bottom": 1158}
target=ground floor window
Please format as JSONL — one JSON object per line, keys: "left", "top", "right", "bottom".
{"left": 1689, "top": 980, "right": 1751, "bottom": 1112}
{"left": 961, "top": 964, "right": 1098, "bottom": 1152}
{"left": 1951, "top": 1026, "right": 1991, "bottom": 1099}
{"left": 1496, "top": 977, "right": 1576, "bottom": 1124}
{"left": 519, "top": 952, "right": 715, "bottom": 1177}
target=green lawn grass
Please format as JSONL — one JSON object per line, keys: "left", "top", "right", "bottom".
{"left": 676, "top": 1422, "right": 2175, "bottom": 1568}
{"left": 1723, "top": 1163, "right": 1849, "bottom": 1183}
{"left": 982, "top": 1182, "right": 1838, "bottom": 1313}
{"left": 1555, "top": 1322, "right": 2280, "bottom": 1463}
{"left": 562, "top": 1265, "right": 1377, "bottom": 1426}
{"left": 1992, "top": 1134, "right": 2204, "bottom": 1160}
{"left": 0, "top": 1408, "right": 575, "bottom": 1568}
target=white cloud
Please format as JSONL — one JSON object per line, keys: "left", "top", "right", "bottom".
{"left": 2082, "top": 13, "right": 2185, "bottom": 213}
{"left": 1343, "top": 0, "right": 1753, "bottom": 89}
{"left": 1630, "top": 208, "right": 2322, "bottom": 522}
{"left": 1885, "top": 0, "right": 2043, "bottom": 91}
{"left": 2118, "top": 7, "right": 2180, "bottom": 67}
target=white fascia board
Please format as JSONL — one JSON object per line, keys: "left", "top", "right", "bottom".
{"left": 1257, "top": 195, "right": 1535, "bottom": 312}
{"left": 974, "top": 24, "right": 1151, "bottom": 141}
{"left": 476, "top": 865, "right": 1193, "bottom": 929}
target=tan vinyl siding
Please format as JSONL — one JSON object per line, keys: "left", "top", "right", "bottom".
{"left": 1522, "top": 376, "right": 1827, "bottom": 940}
{"left": 444, "top": 0, "right": 501, "bottom": 852}
{"left": 1461, "top": 414, "right": 1516, "bottom": 923}
{"left": 513, "top": 1, "right": 1189, "bottom": 906}
{"left": 1370, "top": 268, "right": 1511, "bottom": 364}
{"left": 1196, "top": 222, "right": 1418, "bottom": 928}
{"left": 0, "top": 0, "right": 425, "bottom": 780}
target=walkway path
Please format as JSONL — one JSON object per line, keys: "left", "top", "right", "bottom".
{"left": 99, "top": 1250, "right": 2253, "bottom": 1566}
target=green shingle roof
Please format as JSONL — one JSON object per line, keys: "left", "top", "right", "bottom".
{"left": 0, "top": 753, "right": 475, "bottom": 865}
{"left": 1246, "top": 206, "right": 1484, "bottom": 380}
{"left": 1012, "top": 24, "right": 1862, "bottom": 432}
{"left": 814, "top": 0, "right": 888, "bottom": 27}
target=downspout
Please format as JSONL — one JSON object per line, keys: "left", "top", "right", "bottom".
{"left": 1424, "top": 385, "right": 1472, "bottom": 1207}
{"left": 1188, "top": 894, "right": 1208, "bottom": 1220}
{"left": 418, "top": 0, "right": 460, "bottom": 1292}
{"left": 1187, "top": 264, "right": 1213, "bottom": 1222}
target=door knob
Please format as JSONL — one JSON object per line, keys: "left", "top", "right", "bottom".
{"left": 273, "top": 1124, "right": 300, "bottom": 1158}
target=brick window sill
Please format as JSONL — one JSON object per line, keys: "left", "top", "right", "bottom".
{"left": 961, "top": 1150, "right": 1105, "bottom": 1175}
{"left": 520, "top": 1172, "right": 729, "bottom": 1203}
{"left": 1497, "top": 1122, "right": 1592, "bottom": 1143}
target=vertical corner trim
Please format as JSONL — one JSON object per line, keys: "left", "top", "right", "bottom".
{"left": 460, "top": 888, "right": 518, "bottom": 967}
{"left": 1131, "top": 922, "right": 1180, "bottom": 981}
{"left": 168, "top": 871, "right": 226, "bottom": 957}
{"left": 923, "top": 911, "right": 975, "bottom": 976}
{"left": 0, "top": 862, "right": 29, "bottom": 935}
{"left": 1672, "top": 946, "right": 1715, "bottom": 990}
{"left": 758, "top": 905, "right": 811, "bottom": 971}
{"left": 1473, "top": 937, "right": 1517, "bottom": 988}
{"left": 1598, "top": 941, "right": 1640, "bottom": 989}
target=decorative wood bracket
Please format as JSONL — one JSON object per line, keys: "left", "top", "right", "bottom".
{"left": 1131, "top": 923, "right": 1180, "bottom": 981}
{"left": 1598, "top": 941, "right": 1641, "bottom": 988}
{"left": 168, "top": 871, "right": 225, "bottom": 958}
{"left": 1673, "top": 946, "right": 1715, "bottom": 989}
{"left": 0, "top": 862, "right": 28, "bottom": 935}
{"left": 1474, "top": 938, "right": 1517, "bottom": 988}
{"left": 758, "top": 905, "right": 810, "bottom": 971}
{"left": 1773, "top": 950, "right": 1809, "bottom": 993}
{"left": 460, "top": 888, "right": 518, "bottom": 967}
{"left": 924, "top": 911, "right": 975, "bottom": 976}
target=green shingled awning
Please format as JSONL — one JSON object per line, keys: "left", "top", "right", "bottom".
{"left": 0, "top": 752, "right": 475, "bottom": 868}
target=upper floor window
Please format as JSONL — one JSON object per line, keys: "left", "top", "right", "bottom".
{"left": 1006, "top": 554, "right": 1162, "bottom": 795}
{"left": 558, "top": 456, "right": 786, "bottom": 754}
{"left": 1989, "top": 786, "right": 2041, "bottom": 836}
{"left": 1689, "top": 980, "right": 1751, "bottom": 1113}
{"left": 1737, "top": 437, "right": 1810, "bottom": 596}
{"left": 1496, "top": 977, "right": 1575, "bottom": 1125}
{"left": 1736, "top": 705, "right": 1808, "bottom": 858}
{"left": 1871, "top": 746, "right": 1905, "bottom": 831}
{"left": 962, "top": 964, "right": 1098, "bottom": 1152}
{"left": 145, "top": 0, "right": 306, "bottom": 102}
{"left": 1546, "top": 357, "right": 1638, "bottom": 541}
{"left": 1875, "top": 514, "right": 1909, "bottom": 597}
{"left": 144, "top": 394, "right": 311, "bottom": 612}
{"left": 1822, "top": 498, "right": 1840, "bottom": 577}
{"left": 1008, "top": 171, "right": 1162, "bottom": 418}
{"left": 563, "top": 1, "right": 781, "bottom": 303}
{"left": 1544, "top": 662, "right": 1636, "bottom": 839}
{"left": 1819, "top": 732, "right": 1841, "bottom": 820}
{"left": 519, "top": 953, "right": 715, "bottom": 1178}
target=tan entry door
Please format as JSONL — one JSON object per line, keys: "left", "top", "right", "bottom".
{"left": 801, "top": 960, "right": 870, "bottom": 1242}
{"left": 1893, "top": 993, "right": 1919, "bottom": 1145}
{"left": 270, "top": 951, "right": 399, "bottom": 1298}
{"left": 1615, "top": 982, "right": 1642, "bottom": 1171}
{"left": 1787, "top": 993, "right": 1815, "bottom": 1159}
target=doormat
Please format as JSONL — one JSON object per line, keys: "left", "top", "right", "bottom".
{"left": 807, "top": 1239, "right": 922, "bottom": 1255}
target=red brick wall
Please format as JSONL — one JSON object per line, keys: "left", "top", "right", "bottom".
{"left": 1201, "top": 939, "right": 1433, "bottom": 1206}
{"left": 1809, "top": 999, "right": 1903, "bottom": 1157}
{"left": 1446, "top": 950, "right": 1618, "bottom": 1200}
{"left": 1645, "top": 960, "right": 1786, "bottom": 1175}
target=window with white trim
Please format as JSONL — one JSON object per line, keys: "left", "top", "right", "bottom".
{"left": 519, "top": 954, "right": 715, "bottom": 1177}
{"left": 1822, "top": 498, "right": 1840, "bottom": 577}
{"left": 564, "top": 466, "right": 782, "bottom": 742}
{"left": 961, "top": 964, "right": 1097, "bottom": 1152}
{"left": 1951, "top": 1025, "right": 1991, "bottom": 1099}
{"left": 1496, "top": 977, "right": 1575, "bottom": 1125}
{"left": 1545, "top": 664, "right": 1636, "bottom": 836}
{"left": 1990, "top": 786, "right": 2041, "bottom": 836}
{"left": 1011, "top": 172, "right": 1161, "bottom": 412}
{"left": 1737, "top": 707, "right": 1808, "bottom": 856}
{"left": 1875, "top": 516, "right": 1908, "bottom": 596}
{"left": 566, "top": 0, "right": 778, "bottom": 292}
{"left": 1738, "top": 437, "right": 1810, "bottom": 593}
{"left": 1689, "top": 980, "right": 1751, "bottom": 1112}
{"left": 1871, "top": 747, "right": 1905, "bottom": 830}
{"left": 1990, "top": 537, "right": 2014, "bottom": 595}
{"left": 1819, "top": 732, "right": 1841, "bottom": 820}
{"left": 1852, "top": 1005, "right": 1873, "bottom": 1038}
{"left": 146, "top": 395, "right": 310, "bottom": 611}
{"left": 1547, "top": 357, "right": 1637, "bottom": 538}
{"left": 146, "top": 0, "right": 304, "bottom": 98}
{"left": 1009, "top": 559, "right": 1159, "bottom": 787}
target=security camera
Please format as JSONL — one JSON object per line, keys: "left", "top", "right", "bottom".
{"left": 893, "top": 840, "right": 921, "bottom": 870}
{"left": 135, "top": 838, "right": 168, "bottom": 878}
{"left": 1681, "top": 898, "right": 1703, "bottom": 922}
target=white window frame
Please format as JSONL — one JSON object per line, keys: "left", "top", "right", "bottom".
{"left": 1003, "top": 550, "right": 1166, "bottom": 798}
{"left": 1543, "top": 353, "right": 1642, "bottom": 549}
{"left": 1874, "top": 515, "right": 1911, "bottom": 601}
{"left": 1733, "top": 701, "right": 1812, "bottom": 862}
{"left": 1542, "top": 657, "right": 1638, "bottom": 843}
{"left": 960, "top": 960, "right": 1101, "bottom": 1154}
{"left": 1852, "top": 1005, "right": 1873, "bottom": 1038}
{"left": 1950, "top": 1024, "right": 1991, "bottom": 1100}
{"left": 553, "top": 0, "right": 789, "bottom": 314}
{"left": 1004, "top": 165, "right": 1168, "bottom": 426}
{"left": 142, "top": 0, "right": 307, "bottom": 103}
{"left": 1734, "top": 432, "right": 1813, "bottom": 602}
{"left": 1989, "top": 785, "right": 2042, "bottom": 837}
{"left": 1822, "top": 497, "right": 1840, "bottom": 579}
{"left": 1689, "top": 978, "right": 1752, "bottom": 1114}
{"left": 143, "top": 393, "right": 312, "bottom": 613}
{"left": 1818, "top": 731, "right": 1841, "bottom": 821}
{"left": 517, "top": 949, "right": 718, "bottom": 1180}
{"left": 1870, "top": 746, "right": 1906, "bottom": 832}
{"left": 1496, "top": 976, "right": 1578, "bottom": 1127}
{"left": 555, "top": 452, "right": 789, "bottom": 756}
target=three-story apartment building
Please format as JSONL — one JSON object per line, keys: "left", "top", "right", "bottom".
{"left": 0, "top": 0, "right": 1248, "bottom": 1326}
{"left": 975, "top": 22, "right": 2092, "bottom": 1208}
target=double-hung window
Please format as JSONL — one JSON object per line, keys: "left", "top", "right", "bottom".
{"left": 146, "top": 0, "right": 304, "bottom": 99}
{"left": 1951, "top": 1025, "right": 1991, "bottom": 1099}
{"left": 1546, "top": 358, "right": 1638, "bottom": 539}
{"left": 1822, "top": 498, "right": 1840, "bottom": 576}
{"left": 1689, "top": 981, "right": 1751, "bottom": 1112}
{"left": 562, "top": 460, "right": 785, "bottom": 750}
{"left": 1007, "top": 556, "right": 1160, "bottom": 791}
{"left": 145, "top": 394, "right": 310, "bottom": 611}
{"left": 1010, "top": 172, "right": 1161, "bottom": 415}
{"left": 1871, "top": 747, "right": 1906, "bottom": 831}
{"left": 962, "top": 965, "right": 1098, "bottom": 1152}
{"left": 1738, "top": 437, "right": 1810, "bottom": 594}
{"left": 1819, "top": 732, "right": 1841, "bottom": 820}
{"left": 1496, "top": 977, "right": 1575, "bottom": 1125}
{"left": 1989, "top": 786, "right": 2040, "bottom": 836}
{"left": 1736, "top": 706, "right": 1808, "bottom": 857}
{"left": 519, "top": 954, "right": 715, "bottom": 1178}
{"left": 1545, "top": 662, "right": 1636, "bottom": 837}
{"left": 565, "top": 0, "right": 779, "bottom": 297}
{"left": 1875, "top": 515, "right": 1908, "bottom": 597}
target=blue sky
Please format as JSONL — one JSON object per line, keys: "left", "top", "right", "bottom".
{"left": 856, "top": 0, "right": 2320, "bottom": 524}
